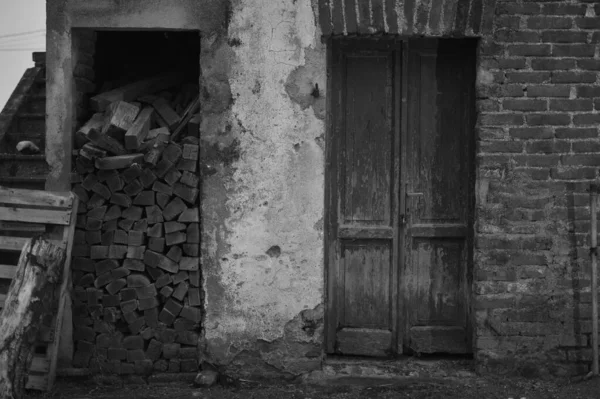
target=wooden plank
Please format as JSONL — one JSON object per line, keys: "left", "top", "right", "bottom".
{"left": 29, "top": 356, "right": 50, "bottom": 373}
{"left": 0, "top": 265, "right": 16, "bottom": 279}
{"left": 0, "top": 208, "right": 71, "bottom": 226}
{"left": 90, "top": 72, "right": 184, "bottom": 112}
{"left": 0, "top": 238, "right": 61, "bottom": 252}
{"left": 45, "top": 193, "right": 78, "bottom": 391}
{"left": 0, "top": 237, "right": 29, "bottom": 251}
{"left": 0, "top": 222, "right": 45, "bottom": 233}
{"left": 25, "top": 375, "right": 48, "bottom": 391}
{"left": 0, "top": 187, "right": 73, "bottom": 209}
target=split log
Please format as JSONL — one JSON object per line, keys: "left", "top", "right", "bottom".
{"left": 125, "top": 107, "right": 153, "bottom": 150}
{"left": 152, "top": 98, "right": 181, "bottom": 129}
{"left": 95, "top": 154, "right": 145, "bottom": 170}
{"left": 88, "top": 129, "right": 127, "bottom": 156}
{"left": 0, "top": 237, "right": 66, "bottom": 399}
{"left": 102, "top": 101, "right": 140, "bottom": 142}
{"left": 90, "top": 73, "right": 184, "bottom": 112}
{"left": 75, "top": 113, "right": 105, "bottom": 149}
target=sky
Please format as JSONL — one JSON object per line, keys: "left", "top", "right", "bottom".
{"left": 0, "top": 0, "right": 46, "bottom": 109}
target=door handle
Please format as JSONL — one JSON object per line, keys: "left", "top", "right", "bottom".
{"left": 406, "top": 192, "right": 424, "bottom": 198}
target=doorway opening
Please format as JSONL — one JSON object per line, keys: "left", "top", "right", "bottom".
{"left": 325, "top": 38, "right": 477, "bottom": 358}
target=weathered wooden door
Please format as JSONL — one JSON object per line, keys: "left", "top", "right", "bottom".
{"left": 326, "top": 39, "right": 475, "bottom": 356}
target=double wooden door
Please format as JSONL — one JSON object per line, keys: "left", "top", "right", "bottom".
{"left": 326, "top": 39, "right": 476, "bottom": 356}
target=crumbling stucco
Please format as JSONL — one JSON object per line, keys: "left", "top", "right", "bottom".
{"left": 201, "top": 0, "right": 326, "bottom": 375}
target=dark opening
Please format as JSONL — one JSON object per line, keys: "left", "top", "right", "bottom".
{"left": 94, "top": 31, "right": 200, "bottom": 93}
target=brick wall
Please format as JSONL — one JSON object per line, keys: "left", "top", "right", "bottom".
{"left": 475, "top": 1, "right": 600, "bottom": 377}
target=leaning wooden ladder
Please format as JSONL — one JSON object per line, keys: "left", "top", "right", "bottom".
{"left": 0, "top": 186, "right": 78, "bottom": 391}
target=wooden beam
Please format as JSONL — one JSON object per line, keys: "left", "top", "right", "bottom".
{"left": 90, "top": 73, "right": 184, "bottom": 112}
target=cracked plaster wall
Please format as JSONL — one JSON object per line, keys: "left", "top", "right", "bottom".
{"left": 201, "top": 0, "right": 326, "bottom": 375}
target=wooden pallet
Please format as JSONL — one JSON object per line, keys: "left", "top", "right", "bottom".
{"left": 0, "top": 186, "right": 78, "bottom": 391}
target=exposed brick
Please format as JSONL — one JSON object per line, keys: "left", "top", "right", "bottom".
{"left": 573, "top": 113, "right": 600, "bottom": 125}
{"left": 527, "top": 85, "right": 570, "bottom": 98}
{"left": 531, "top": 58, "right": 577, "bottom": 71}
{"left": 555, "top": 128, "right": 598, "bottom": 139}
{"left": 575, "top": 17, "right": 600, "bottom": 29}
{"left": 527, "top": 17, "right": 573, "bottom": 30}
{"left": 579, "top": 60, "right": 600, "bottom": 71}
{"left": 561, "top": 155, "right": 600, "bottom": 166}
{"left": 551, "top": 167, "right": 597, "bottom": 180}
{"left": 502, "top": 99, "right": 547, "bottom": 112}
{"left": 479, "top": 113, "right": 524, "bottom": 126}
{"left": 572, "top": 140, "right": 600, "bottom": 152}
{"left": 541, "top": 4, "right": 586, "bottom": 16}
{"left": 526, "top": 140, "right": 570, "bottom": 154}
{"left": 525, "top": 113, "right": 571, "bottom": 126}
{"left": 509, "top": 127, "right": 553, "bottom": 140}
{"left": 577, "top": 87, "right": 600, "bottom": 98}
{"left": 506, "top": 72, "right": 551, "bottom": 84}
{"left": 507, "top": 44, "right": 551, "bottom": 57}
{"left": 478, "top": 141, "right": 523, "bottom": 154}
{"left": 495, "top": 30, "right": 540, "bottom": 43}
{"left": 549, "top": 99, "right": 593, "bottom": 112}
{"left": 551, "top": 71, "right": 596, "bottom": 84}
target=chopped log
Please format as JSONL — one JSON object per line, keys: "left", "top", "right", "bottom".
{"left": 125, "top": 107, "right": 153, "bottom": 150}
{"left": 0, "top": 238, "right": 66, "bottom": 399}
{"left": 75, "top": 113, "right": 105, "bottom": 149}
{"left": 102, "top": 101, "right": 141, "bottom": 141}
{"left": 152, "top": 98, "right": 181, "bottom": 129}
{"left": 80, "top": 144, "right": 107, "bottom": 160}
{"left": 88, "top": 129, "right": 127, "bottom": 156}
{"left": 144, "top": 143, "right": 166, "bottom": 167}
{"left": 95, "top": 154, "right": 144, "bottom": 170}
{"left": 90, "top": 73, "right": 184, "bottom": 112}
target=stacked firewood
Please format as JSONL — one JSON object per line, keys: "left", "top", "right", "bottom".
{"left": 68, "top": 79, "right": 202, "bottom": 374}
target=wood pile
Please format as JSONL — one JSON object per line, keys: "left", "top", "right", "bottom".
{"left": 70, "top": 80, "right": 202, "bottom": 374}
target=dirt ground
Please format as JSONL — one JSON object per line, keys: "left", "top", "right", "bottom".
{"left": 24, "top": 373, "right": 600, "bottom": 399}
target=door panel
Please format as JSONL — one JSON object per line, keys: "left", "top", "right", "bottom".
{"left": 327, "top": 41, "right": 401, "bottom": 356}
{"left": 403, "top": 39, "right": 475, "bottom": 354}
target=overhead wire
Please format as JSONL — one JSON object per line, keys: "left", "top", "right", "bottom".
{"left": 0, "top": 29, "right": 45, "bottom": 40}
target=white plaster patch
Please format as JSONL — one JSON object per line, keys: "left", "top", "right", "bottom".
{"left": 205, "top": 0, "right": 325, "bottom": 348}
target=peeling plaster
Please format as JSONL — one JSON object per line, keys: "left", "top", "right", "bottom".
{"left": 202, "top": 0, "right": 325, "bottom": 373}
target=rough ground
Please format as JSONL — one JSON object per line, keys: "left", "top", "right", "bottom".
{"left": 24, "top": 373, "right": 600, "bottom": 399}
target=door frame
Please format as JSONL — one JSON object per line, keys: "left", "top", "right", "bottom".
{"left": 324, "top": 37, "right": 476, "bottom": 356}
